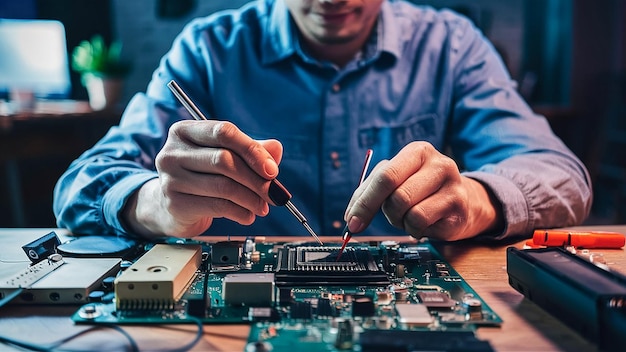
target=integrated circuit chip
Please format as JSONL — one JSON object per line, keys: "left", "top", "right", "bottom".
{"left": 396, "top": 303, "right": 433, "bottom": 328}
{"left": 274, "top": 246, "right": 389, "bottom": 286}
{"left": 222, "top": 273, "right": 275, "bottom": 307}
{"left": 417, "top": 291, "right": 457, "bottom": 309}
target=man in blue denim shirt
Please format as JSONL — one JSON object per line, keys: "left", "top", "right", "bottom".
{"left": 53, "top": 0, "right": 592, "bottom": 242}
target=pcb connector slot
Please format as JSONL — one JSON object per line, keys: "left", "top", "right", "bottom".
{"left": 115, "top": 244, "right": 201, "bottom": 310}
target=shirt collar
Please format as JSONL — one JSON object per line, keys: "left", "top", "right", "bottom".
{"left": 377, "top": 1, "right": 402, "bottom": 61}
{"left": 261, "top": 0, "right": 295, "bottom": 65}
{"left": 261, "top": 0, "right": 402, "bottom": 66}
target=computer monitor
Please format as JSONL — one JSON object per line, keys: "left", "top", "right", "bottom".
{"left": 0, "top": 19, "right": 71, "bottom": 99}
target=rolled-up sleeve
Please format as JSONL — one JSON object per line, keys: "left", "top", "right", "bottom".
{"left": 53, "top": 94, "right": 178, "bottom": 236}
{"left": 447, "top": 14, "right": 592, "bottom": 239}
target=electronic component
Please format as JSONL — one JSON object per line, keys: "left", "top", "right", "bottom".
{"left": 185, "top": 272, "right": 209, "bottom": 318}
{"left": 222, "top": 273, "right": 275, "bottom": 307}
{"left": 417, "top": 290, "right": 457, "bottom": 309}
{"left": 429, "top": 261, "right": 454, "bottom": 278}
{"left": 352, "top": 295, "right": 375, "bottom": 317}
{"left": 21, "top": 231, "right": 61, "bottom": 263}
{"left": 277, "top": 287, "right": 293, "bottom": 306}
{"left": 0, "top": 257, "right": 120, "bottom": 305}
{"left": 211, "top": 241, "right": 241, "bottom": 267}
{"left": 316, "top": 297, "right": 337, "bottom": 317}
{"left": 275, "top": 245, "right": 389, "bottom": 286}
{"left": 375, "top": 291, "right": 394, "bottom": 305}
{"left": 507, "top": 246, "right": 626, "bottom": 351}
{"left": 395, "top": 303, "right": 433, "bottom": 328}
{"left": 395, "top": 246, "right": 424, "bottom": 263}
{"left": 114, "top": 244, "right": 201, "bottom": 310}
{"left": 248, "top": 307, "right": 280, "bottom": 322}
{"left": 290, "top": 301, "right": 313, "bottom": 319}
{"left": 462, "top": 295, "right": 484, "bottom": 320}
{"left": 2, "top": 254, "right": 64, "bottom": 289}
{"left": 72, "top": 240, "right": 502, "bottom": 351}
{"left": 334, "top": 318, "right": 355, "bottom": 350}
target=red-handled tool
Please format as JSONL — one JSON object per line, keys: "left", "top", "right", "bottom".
{"left": 337, "top": 149, "right": 373, "bottom": 260}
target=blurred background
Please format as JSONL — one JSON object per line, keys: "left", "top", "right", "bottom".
{"left": 0, "top": 0, "right": 624, "bottom": 229}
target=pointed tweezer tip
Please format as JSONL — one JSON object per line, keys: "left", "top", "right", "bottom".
{"left": 303, "top": 222, "right": 323, "bottom": 245}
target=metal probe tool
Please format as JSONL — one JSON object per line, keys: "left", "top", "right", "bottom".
{"left": 167, "top": 80, "right": 323, "bottom": 245}
{"left": 336, "top": 148, "right": 373, "bottom": 260}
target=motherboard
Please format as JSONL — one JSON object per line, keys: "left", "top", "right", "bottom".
{"left": 71, "top": 238, "right": 501, "bottom": 351}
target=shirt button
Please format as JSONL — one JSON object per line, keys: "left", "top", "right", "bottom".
{"left": 332, "top": 220, "right": 343, "bottom": 229}
{"left": 332, "top": 83, "right": 340, "bottom": 92}
{"left": 330, "top": 151, "right": 341, "bottom": 169}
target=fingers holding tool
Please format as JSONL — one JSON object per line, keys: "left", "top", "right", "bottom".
{"left": 337, "top": 149, "right": 373, "bottom": 260}
{"left": 343, "top": 141, "right": 502, "bottom": 242}
{"left": 167, "top": 80, "right": 322, "bottom": 243}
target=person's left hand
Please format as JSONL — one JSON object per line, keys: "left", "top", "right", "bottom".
{"left": 343, "top": 141, "right": 503, "bottom": 241}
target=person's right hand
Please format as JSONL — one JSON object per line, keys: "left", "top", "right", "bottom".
{"left": 122, "top": 120, "right": 283, "bottom": 239}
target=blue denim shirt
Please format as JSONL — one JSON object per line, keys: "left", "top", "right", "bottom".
{"left": 53, "top": 0, "right": 592, "bottom": 239}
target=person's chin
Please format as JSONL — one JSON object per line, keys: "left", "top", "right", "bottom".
{"left": 312, "top": 28, "right": 360, "bottom": 45}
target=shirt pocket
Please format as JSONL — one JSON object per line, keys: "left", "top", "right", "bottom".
{"left": 357, "top": 113, "right": 439, "bottom": 158}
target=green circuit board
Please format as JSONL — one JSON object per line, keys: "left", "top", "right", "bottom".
{"left": 72, "top": 238, "right": 501, "bottom": 351}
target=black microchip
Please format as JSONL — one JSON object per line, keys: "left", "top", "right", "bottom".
{"left": 316, "top": 298, "right": 337, "bottom": 317}
{"left": 290, "top": 301, "right": 313, "bottom": 320}
{"left": 211, "top": 241, "right": 241, "bottom": 266}
{"left": 274, "top": 246, "right": 389, "bottom": 286}
{"left": 352, "top": 295, "right": 376, "bottom": 317}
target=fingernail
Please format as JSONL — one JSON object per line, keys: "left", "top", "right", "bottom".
{"left": 260, "top": 203, "right": 269, "bottom": 216}
{"left": 348, "top": 216, "right": 363, "bottom": 233}
{"left": 264, "top": 159, "right": 278, "bottom": 177}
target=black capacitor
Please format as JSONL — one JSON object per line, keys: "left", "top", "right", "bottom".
{"left": 120, "top": 260, "right": 133, "bottom": 270}
{"left": 316, "top": 298, "right": 337, "bottom": 317}
{"left": 211, "top": 241, "right": 241, "bottom": 265}
{"left": 187, "top": 296, "right": 210, "bottom": 318}
{"left": 278, "top": 288, "right": 293, "bottom": 306}
{"left": 335, "top": 318, "right": 354, "bottom": 350}
{"left": 290, "top": 301, "right": 313, "bottom": 320}
{"left": 463, "top": 297, "right": 483, "bottom": 321}
{"left": 352, "top": 295, "right": 375, "bottom": 317}
{"left": 88, "top": 290, "right": 105, "bottom": 302}
{"left": 101, "top": 276, "right": 116, "bottom": 290}
{"left": 102, "top": 292, "right": 116, "bottom": 303}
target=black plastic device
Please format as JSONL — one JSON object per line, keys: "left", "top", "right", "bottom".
{"left": 506, "top": 246, "right": 626, "bottom": 351}
{"left": 21, "top": 231, "right": 61, "bottom": 263}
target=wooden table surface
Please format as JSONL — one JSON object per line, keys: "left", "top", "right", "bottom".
{"left": 0, "top": 226, "right": 624, "bottom": 351}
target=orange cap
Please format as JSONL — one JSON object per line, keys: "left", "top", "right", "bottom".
{"left": 533, "top": 230, "right": 626, "bottom": 248}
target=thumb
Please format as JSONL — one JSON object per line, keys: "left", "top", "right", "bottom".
{"left": 258, "top": 139, "right": 283, "bottom": 166}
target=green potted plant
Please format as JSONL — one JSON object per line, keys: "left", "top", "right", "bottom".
{"left": 71, "top": 35, "right": 132, "bottom": 110}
